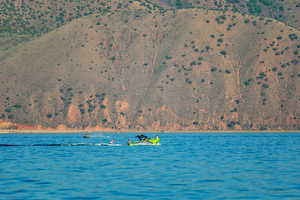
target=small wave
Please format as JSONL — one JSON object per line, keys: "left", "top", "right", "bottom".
{"left": 0, "top": 144, "right": 20, "bottom": 146}
{"left": 196, "top": 179, "right": 225, "bottom": 183}
{"left": 82, "top": 134, "right": 110, "bottom": 138}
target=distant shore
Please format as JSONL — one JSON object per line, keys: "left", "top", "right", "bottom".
{"left": 0, "top": 129, "right": 299, "bottom": 134}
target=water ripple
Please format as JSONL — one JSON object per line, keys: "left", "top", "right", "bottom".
{"left": 0, "top": 133, "right": 300, "bottom": 200}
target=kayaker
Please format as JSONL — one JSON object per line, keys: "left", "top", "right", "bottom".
{"left": 135, "top": 135, "right": 141, "bottom": 140}
{"left": 136, "top": 135, "right": 142, "bottom": 141}
{"left": 136, "top": 134, "right": 149, "bottom": 141}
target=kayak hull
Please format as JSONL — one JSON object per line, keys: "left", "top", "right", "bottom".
{"left": 128, "top": 138, "right": 160, "bottom": 146}
{"left": 128, "top": 142, "right": 160, "bottom": 146}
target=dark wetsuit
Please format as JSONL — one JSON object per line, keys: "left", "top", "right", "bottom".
{"left": 136, "top": 134, "right": 148, "bottom": 141}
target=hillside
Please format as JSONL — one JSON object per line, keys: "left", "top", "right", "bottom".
{"left": 1, "top": 0, "right": 299, "bottom": 34}
{"left": 0, "top": 2, "right": 299, "bottom": 131}
{"left": 0, "top": 0, "right": 161, "bottom": 60}
{"left": 1, "top": 0, "right": 299, "bottom": 60}
{"left": 153, "top": 0, "right": 300, "bottom": 29}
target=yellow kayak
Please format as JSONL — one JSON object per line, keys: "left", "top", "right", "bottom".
{"left": 128, "top": 137, "right": 160, "bottom": 146}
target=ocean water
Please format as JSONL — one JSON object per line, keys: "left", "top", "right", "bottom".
{"left": 0, "top": 133, "right": 300, "bottom": 200}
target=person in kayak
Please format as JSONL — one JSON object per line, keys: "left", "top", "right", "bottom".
{"left": 135, "top": 134, "right": 149, "bottom": 141}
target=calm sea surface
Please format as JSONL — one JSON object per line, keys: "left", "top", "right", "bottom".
{"left": 0, "top": 133, "right": 300, "bottom": 200}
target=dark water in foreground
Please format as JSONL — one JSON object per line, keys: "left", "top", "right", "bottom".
{"left": 0, "top": 133, "right": 300, "bottom": 200}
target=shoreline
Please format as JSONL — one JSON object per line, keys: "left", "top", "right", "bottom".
{"left": 0, "top": 129, "right": 299, "bottom": 134}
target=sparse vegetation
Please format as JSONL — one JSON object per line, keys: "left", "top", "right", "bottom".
{"left": 0, "top": 0, "right": 299, "bottom": 131}
{"left": 215, "top": 15, "right": 226, "bottom": 24}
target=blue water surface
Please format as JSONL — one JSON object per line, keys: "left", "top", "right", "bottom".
{"left": 0, "top": 132, "right": 300, "bottom": 200}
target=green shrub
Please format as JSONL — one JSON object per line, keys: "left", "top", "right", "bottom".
{"left": 211, "top": 67, "right": 217, "bottom": 72}
{"left": 259, "top": 0, "right": 273, "bottom": 6}
{"left": 244, "top": 79, "right": 253, "bottom": 86}
{"left": 262, "top": 83, "right": 269, "bottom": 88}
{"left": 225, "top": 69, "right": 231, "bottom": 74}
{"left": 289, "top": 34, "right": 298, "bottom": 41}
{"left": 111, "top": 56, "right": 116, "bottom": 62}
{"left": 13, "top": 104, "right": 22, "bottom": 109}
{"left": 247, "top": 0, "right": 262, "bottom": 15}
{"left": 100, "top": 105, "right": 106, "bottom": 109}
{"left": 257, "top": 72, "right": 266, "bottom": 79}
{"left": 230, "top": 108, "right": 238, "bottom": 112}
{"left": 198, "top": 56, "right": 203, "bottom": 61}
{"left": 192, "top": 121, "right": 199, "bottom": 125}
{"left": 80, "top": 109, "right": 85, "bottom": 114}
{"left": 4, "top": 108, "right": 11, "bottom": 113}
{"left": 291, "top": 60, "right": 299, "bottom": 65}
{"left": 220, "top": 50, "right": 227, "bottom": 56}
{"left": 7, "top": 114, "right": 14, "bottom": 119}
{"left": 227, "top": 121, "right": 236, "bottom": 128}
{"left": 215, "top": 15, "right": 226, "bottom": 24}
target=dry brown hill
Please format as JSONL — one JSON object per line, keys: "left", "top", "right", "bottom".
{"left": 1, "top": 0, "right": 299, "bottom": 34}
{"left": 153, "top": 0, "right": 300, "bottom": 29}
{"left": 0, "top": 0, "right": 161, "bottom": 60}
{"left": 1, "top": 0, "right": 299, "bottom": 62}
{"left": 0, "top": 2, "right": 299, "bottom": 131}
{"left": 0, "top": 0, "right": 130, "bottom": 34}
